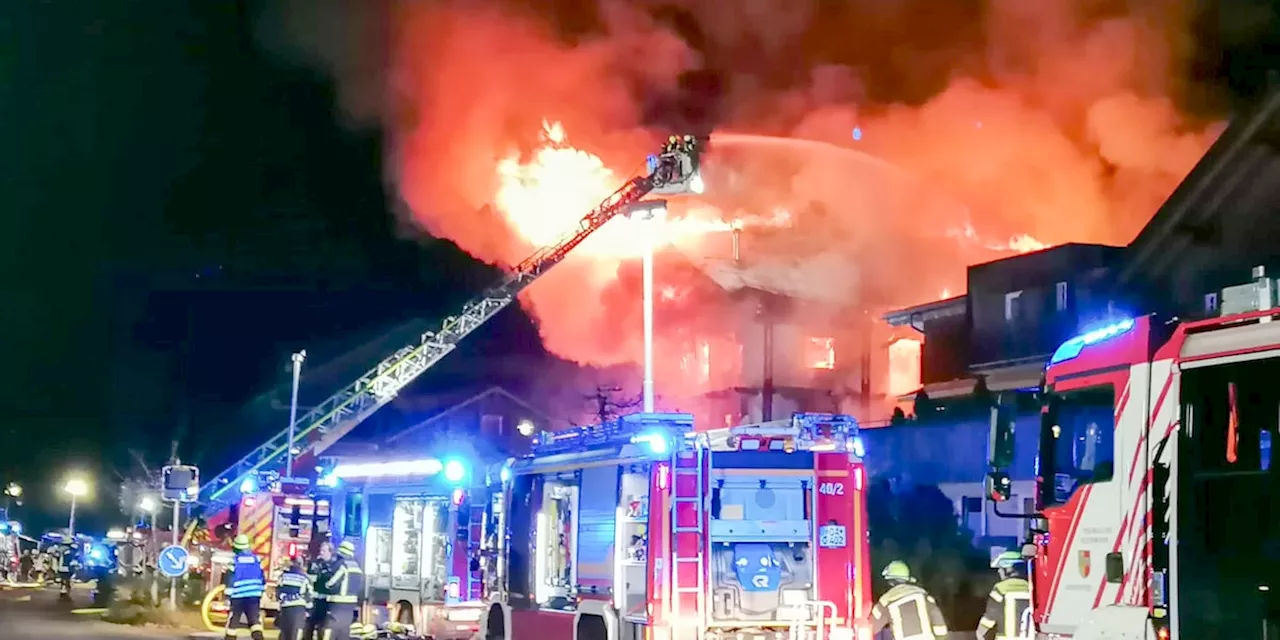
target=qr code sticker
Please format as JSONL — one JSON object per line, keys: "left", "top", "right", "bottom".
{"left": 819, "top": 525, "right": 847, "bottom": 549}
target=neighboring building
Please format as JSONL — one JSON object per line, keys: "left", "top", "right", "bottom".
{"left": 876, "top": 86, "right": 1280, "bottom": 539}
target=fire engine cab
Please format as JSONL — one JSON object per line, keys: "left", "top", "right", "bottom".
{"left": 479, "top": 411, "right": 873, "bottom": 640}
{"left": 986, "top": 266, "right": 1280, "bottom": 640}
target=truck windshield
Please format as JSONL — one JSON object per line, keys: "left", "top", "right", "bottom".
{"left": 1043, "top": 386, "right": 1116, "bottom": 506}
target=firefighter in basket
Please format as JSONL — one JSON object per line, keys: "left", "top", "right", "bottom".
{"left": 276, "top": 557, "right": 312, "bottom": 640}
{"left": 976, "top": 551, "right": 1033, "bottom": 640}
{"left": 224, "top": 535, "right": 267, "bottom": 640}
{"left": 870, "top": 561, "right": 949, "bottom": 640}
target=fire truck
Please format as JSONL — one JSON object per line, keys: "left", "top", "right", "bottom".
{"left": 323, "top": 455, "right": 491, "bottom": 640}
{"left": 203, "top": 478, "right": 331, "bottom": 625}
{"left": 478, "top": 411, "right": 873, "bottom": 640}
{"left": 985, "top": 266, "right": 1280, "bottom": 640}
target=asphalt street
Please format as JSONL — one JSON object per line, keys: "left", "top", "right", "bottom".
{"left": 0, "top": 583, "right": 190, "bottom": 640}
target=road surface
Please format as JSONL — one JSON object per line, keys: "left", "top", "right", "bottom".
{"left": 0, "top": 583, "right": 191, "bottom": 640}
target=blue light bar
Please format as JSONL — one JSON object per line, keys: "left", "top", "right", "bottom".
{"left": 533, "top": 412, "right": 694, "bottom": 456}
{"left": 1049, "top": 318, "right": 1136, "bottom": 366}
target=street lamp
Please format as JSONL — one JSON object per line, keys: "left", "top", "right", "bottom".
{"left": 63, "top": 477, "right": 89, "bottom": 536}
{"left": 4, "top": 483, "right": 21, "bottom": 498}
{"left": 625, "top": 199, "right": 668, "bottom": 413}
{"left": 64, "top": 476, "right": 89, "bottom": 535}
{"left": 286, "top": 350, "right": 307, "bottom": 478}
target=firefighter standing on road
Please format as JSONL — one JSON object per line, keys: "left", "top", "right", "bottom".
{"left": 977, "top": 551, "right": 1033, "bottom": 640}
{"left": 224, "top": 535, "right": 267, "bottom": 640}
{"left": 322, "top": 540, "right": 364, "bottom": 640}
{"left": 871, "top": 561, "right": 949, "bottom": 640}
{"left": 304, "top": 542, "right": 335, "bottom": 640}
{"left": 276, "top": 557, "right": 311, "bottom": 640}
{"left": 55, "top": 542, "right": 77, "bottom": 599}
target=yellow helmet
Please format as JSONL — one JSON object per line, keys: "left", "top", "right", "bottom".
{"left": 881, "top": 560, "right": 913, "bottom": 582}
{"left": 338, "top": 540, "right": 356, "bottom": 557}
{"left": 232, "top": 534, "right": 251, "bottom": 551}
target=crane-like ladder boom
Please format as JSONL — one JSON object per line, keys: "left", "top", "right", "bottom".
{"left": 201, "top": 136, "right": 705, "bottom": 508}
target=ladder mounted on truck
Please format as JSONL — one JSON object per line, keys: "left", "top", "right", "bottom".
{"left": 201, "top": 135, "right": 707, "bottom": 510}
{"left": 531, "top": 412, "right": 695, "bottom": 456}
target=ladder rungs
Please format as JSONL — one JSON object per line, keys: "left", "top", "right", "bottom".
{"left": 674, "top": 587, "right": 701, "bottom": 594}
{"left": 673, "top": 497, "right": 701, "bottom": 503}
{"left": 674, "top": 556, "right": 701, "bottom": 563}
{"left": 674, "top": 527, "right": 704, "bottom": 533}
{"left": 673, "top": 467, "right": 700, "bottom": 473}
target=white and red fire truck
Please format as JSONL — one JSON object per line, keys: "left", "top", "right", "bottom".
{"left": 478, "top": 411, "right": 873, "bottom": 640}
{"left": 986, "top": 267, "right": 1280, "bottom": 639}
{"left": 324, "top": 456, "right": 490, "bottom": 640}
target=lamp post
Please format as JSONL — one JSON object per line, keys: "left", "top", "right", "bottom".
{"left": 286, "top": 350, "right": 307, "bottom": 478}
{"left": 3, "top": 483, "right": 20, "bottom": 514}
{"left": 625, "top": 200, "right": 668, "bottom": 413}
{"left": 63, "top": 477, "right": 89, "bottom": 537}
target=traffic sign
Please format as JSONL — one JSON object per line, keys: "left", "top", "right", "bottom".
{"left": 162, "top": 465, "right": 200, "bottom": 503}
{"left": 158, "top": 545, "right": 189, "bottom": 578}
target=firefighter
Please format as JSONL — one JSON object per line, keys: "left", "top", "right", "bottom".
{"left": 323, "top": 540, "right": 364, "bottom": 640}
{"left": 870, "top": 561, "right": 949, "bottom": 640}
{"left": 223, "top": 535, "right": 266, "bottom": 640}
{"left": 55, "top": 542, "right": 76, "bottom": 599}
{"left": 977, "top": 551, "right": 1033, "bottom": 640}
{"left": 276, "top": 557, "right": 311, "bottom": 640}
{"left": 304, "top": 543, "right": 335, "bottom": 640}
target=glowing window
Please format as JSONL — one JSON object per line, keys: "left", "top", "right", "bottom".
{"left": 699, "top": 340, "right": 711, "bottom": 383}
{"left": 806, "top": 337, "right": 836, "bottom": 370}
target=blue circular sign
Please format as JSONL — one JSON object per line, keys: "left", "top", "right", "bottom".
{"left": 158, "top": 545, "right": 189, "bottom": 578}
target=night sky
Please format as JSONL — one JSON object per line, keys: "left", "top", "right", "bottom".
{"left": 1, "top": 0, "right": 1278, "bottom": 535}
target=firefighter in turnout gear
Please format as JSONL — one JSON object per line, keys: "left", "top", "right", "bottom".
{"left": 304, "top": 542, "right": 335, "bottom": 640}
{"left": 977, "top": 551, "right": 1033, "bottom": 640}
{"left": 55, "top": 543, "right": 76, "bottom": 599}
{"left": 223, "top": 535, "right": 267, "bottom": 640}
{"left": 321, "top": 540, "right": 364, "bottom": 640}
{"left": 870, "top": 561, "right": 949, "bottom": 640}
{"left": 275, "top": 558, "right": 311, "bottom": 640}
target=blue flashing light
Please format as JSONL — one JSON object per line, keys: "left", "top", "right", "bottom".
{"left": 631, "top": 430, "right": 669, "bottom": 455}
{"left": 0, "top": 522, "right": 7, "bottom": 535}
{"left": 317, "top": 473, "right": 339, "bottom": 488}
{"left": 499, "top": 465, "right": 511, "bottom": 483}
{"left": 239, "top": 477, "right": 258, "bottom": 495}
{"left": 851, "top": 436, "right": 866, "bottom": 458}
{"left": 443, "top": 459, "right": 467, "bottom": 484}
{"left": 852, "top": 127, "right": 863, "bottom": 141}
{"left": 1049, "top": 318, "right": 1136, "bottom": 366}
{"left": 10, "top": 522, "right": 20, "bottom": 535}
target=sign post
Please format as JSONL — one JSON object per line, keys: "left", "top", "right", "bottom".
{"left": 161, "top": 463, "right": 199, "bottom": 611}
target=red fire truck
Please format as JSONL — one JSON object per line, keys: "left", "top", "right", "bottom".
{"left": 986, "top": 267, "right": 1280, "bottom": 640}
{"left": 478, "top": 411, "right": 873, "bottom": 640}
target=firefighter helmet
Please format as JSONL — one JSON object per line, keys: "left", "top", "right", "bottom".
{"left": 881, "top": 560, "right": 913, "bottom": 582}
{"left": 232, "top": 534, "right": 251, "bottom": 551}
{"left": 991, "top": 551, "right": 1023, "bottom": 569}
{"left": 338, "top": 540, "right": 356, "bottom": 558}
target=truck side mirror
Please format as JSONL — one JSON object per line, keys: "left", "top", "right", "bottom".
{"left": 988, "top": 406, "right": 1016, "bottom": 470}
{"left": 986, "top": 470, "right": 1012, "bottom": 502}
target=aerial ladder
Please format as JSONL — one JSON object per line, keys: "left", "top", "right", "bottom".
{"left": 200, "top": 135, "right": 707, "bottom": 512}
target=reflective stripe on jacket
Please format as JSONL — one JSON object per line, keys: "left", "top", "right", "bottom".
{"left": 870, "top": 582, "right": 949, "bottom": 640}
{"left": 225, "top": 551, "right": 266, "bottom": 599}
{"left": 325, "top": 558, "right": 364, "bottom": 604}
{"left": 978, "top": 577, "right": 1032, "bottom": 640}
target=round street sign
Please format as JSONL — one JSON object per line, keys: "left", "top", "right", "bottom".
{"left": 158, "top": 545, "right": 190, "bottom": 578}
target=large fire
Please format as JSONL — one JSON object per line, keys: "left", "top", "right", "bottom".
{"left": 263, "top": 0, "right": 1225, "bottom": 416}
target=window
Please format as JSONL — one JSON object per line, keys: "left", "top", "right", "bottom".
{"left": 1056, "top": 282, "right": 1069, "bottom": 312}
{"left": 1044, "top": 386, "right": 1116, "bottom": 505}
{"left": 481, "top": 414, "right": 504, "bottom": 437}
{"left": 1204, "top": 292, "right": 1219, "bottom": 315}
{"left": 805, "top": 337, "right": 836, "bottom": 370}
{"left": 1005, "top": 291, "right": 1023, "bottom": 322}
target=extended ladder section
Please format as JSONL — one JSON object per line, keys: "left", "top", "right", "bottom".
{"left": 201, "top": 137, "right": 706, "bottom": 509}
{"left": 670, "top": 436, "right": 708, "bottom": 636}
